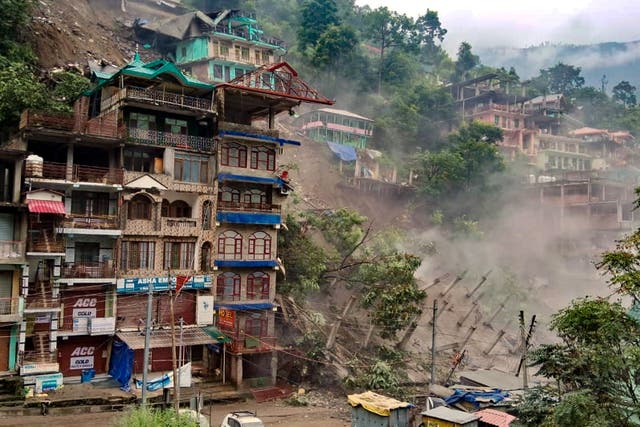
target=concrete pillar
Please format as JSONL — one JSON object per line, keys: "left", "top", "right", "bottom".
{"left": 50, "top": 312, "right": 58, "bottom": 353}
{"left": 13, "top": 158, "right": 22, "bottom": 203}
{"left": 270, "top": 351, "right": 277, "bottom": 385}
{"left": 18, "top": 320, "right": 26, "bottom": 359}
{"left": 21, "top": 264, "right": 29, "bottom": 296}
{"left": 235, "top": 354, "right": 242, "bottom": 387}
{"left": 66, "top": 144, "right": 74, "bottom": 181}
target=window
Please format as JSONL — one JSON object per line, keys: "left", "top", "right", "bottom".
{"left": 262, "top": 50, "right": 270, "bottom": 63}
{"left": 248, "top": 231, "right": 271, "bottom": 260}
{"left": 514, "top": 119, "right": 520, "bottom": 129}
{"left": 129, "top": 112, "right": 156, "bottom": 130}
{"left": 247, "top": 272, "right": 269, "bottom": 299}
{"left": 181, "top": 47, "right": 187, "bottom": 59}
{"left": 164, "top": 118, "right": 188, "bottom": 135}
{"left": 216, "top": 272, "right": 240, "bottom": 301}
{"left": 201, "top": 242, "right": 212, "bottom": 272}
{"left": 128, "top": 194, "right": 153, "bottom": 220}
{"left": 120, "top": 241, "right": 155, "bottom": 271}
{"left": 241, "top": 47, "right": 249, "bottom": 60}
{"left": 161, "top": 200, "right": 191, "bottom": 218}
{"left": 245, "top": 312, "right": 267, "bottom": 338}
{"left": 243, "top": 189, "right": 266, "bottom": 206}
{"left": 234, "top": 68, "right": 244, "bottom": 79}
{"left": 202, "top": 200, "right": 212, "bottom": 230}
{"left": 175, "top": 152, "right": 209, "bottom": 183}
{"left": 124, "top": 149, "right": 153, "bottom": 172}
{"left": 224, "top": 66, "right": 231, "bottom": 81}
{"left": 221, "top": 142, "right": 247, "bottom": 167}
{"left": 219, "top": 43, "right": 229, "bottom": 56}
{"left": 220, "top": 186, "right": 240, "bottom": 203}
{"left": 217, "top": 230, "right": 242, "bottom": 260}
{"left": 494, "top": 115, "right": 500, "bottom": 125}
{"left": 250, "top": 146, "right": 275, "bottom": 171}
{"left": 163, "top": 241, "right": 195, "bottom": 270}
{"left": 71, "top": 191, "right": 110, "bottom": 216}
{"left": 213, "top": 64, "right": 223, "bottom": 80}
{"left": 261, "top": 72, "right": 271, "bottom": 88}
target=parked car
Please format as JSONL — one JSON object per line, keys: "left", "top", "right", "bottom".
{"left": 220, "top": 410, "right": 265, "bottom": 427}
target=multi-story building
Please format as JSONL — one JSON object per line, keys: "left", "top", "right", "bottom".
{"left": 138, "top": 9, "right": 287, "bottom": 84}
{"left": 212, "top": 62, "right": 333, "bottom": 387}
{"left": 295, "top": 108, "right": 374, "bottom": 150}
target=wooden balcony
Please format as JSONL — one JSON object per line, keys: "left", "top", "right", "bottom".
{"left": 0, "top": 240, "right": 24, "bottom": 261}
{"left": 161, "top": 217, "right": 200, "bottom": 236}
{"left": 101, "top": 86, "right": 214, "bottom": 113}
{"left": 63, "top": 213, "right": 119, "bottom": 230}
{"left": 61, "top": 261, "right": 115, "bottom": 279}
{"left": 126, "top": 127, "right": 213, "bottom": 152}
{"left": 27, "top": 234, "right": 64, "bottom": 254}
{"left": 0, "top": 297, "right": 23, "bottom": 322}
{"left": 20, "top": 110, "right": 75, "bottom": 131}
{"left": 217, "top": 200, "right": 281, "bottom": 214}
{"left": 25, "top": 161, "right": 124, "bottom": 185}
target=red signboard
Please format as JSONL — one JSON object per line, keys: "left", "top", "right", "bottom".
{"left": 218, "top": 309, "right": 235, "bottom": 330}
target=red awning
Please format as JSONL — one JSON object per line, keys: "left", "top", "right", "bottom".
{"left": 27, "top": 200, "right": 66, "bottom": 214}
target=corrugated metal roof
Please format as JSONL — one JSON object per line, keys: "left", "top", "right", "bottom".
{"left": 422, "top": 406, "right": 480, "bottom": 424}
{"left": 116, "top": 327, "right": 218, "bottom": 350}
{"left": 476, "top": 408, "right": 517, "bottom": 427}
{"left": 316, "top": 108, "right": 373, "bottom": 121}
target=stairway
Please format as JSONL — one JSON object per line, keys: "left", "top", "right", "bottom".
{"left": 32, "top": 332, "right": 53, "bottom": 363}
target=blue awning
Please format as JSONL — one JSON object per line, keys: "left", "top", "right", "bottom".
{"left": 217, "top": 173, "right": 285, "bottom": 188}
{"left": 219, "top": 130, "right": 301, "bottom": 146}
{"left": 327, "top": 141, "right": 357, "bottom": 162}
{"left": 215, "top": 302, "right": 274, "bottom": 310}
{"left": 214, "top": 259, "right": 278, "bottom": 268}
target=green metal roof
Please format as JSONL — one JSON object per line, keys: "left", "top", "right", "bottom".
{"left": 88, "top": 52, "right": 214, "bottom": 95}
{"left": 203, "top": 326, "right": 232, "bottom": 343}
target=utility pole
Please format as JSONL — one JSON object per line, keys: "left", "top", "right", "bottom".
{"left": 326, "top": 295, "right": 356, "bottom": 350}
{"left": 170, "top": 286, "right": 179, "bottom": 411}
{"left": 177, "top": 317, "right": 184, "bottom": 397}
{"left": 141, "top": 282, "right": 154, "bottom": 406}
{"left": 431, "top": 300, "right": 437, "bottom": 386}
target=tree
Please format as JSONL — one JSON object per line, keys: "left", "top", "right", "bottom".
{"left": 0, "top": 0, "right": 35, "bottom": 62}
{"left": 0, "top": 60, "right": 49, "bottom": 130}
{"left": 411, "top": 10, "right": 447, "bottom": 55}
{"left": 452, "top": 42, "right": 479, "bottom": 82}
{"left": 297, "top": 0, "right": 340, "bottom": 54}
{"left": 364, "top": 7, "right": 415, "bottom": 94}
{"left": 613, "top": 80, "right": 637, "bottom": 108}
{"left": 533, "top": 62, "right": 585, "bottom": 95}
{"left": 311, "top": 24, "right": 358, "bottom": 70}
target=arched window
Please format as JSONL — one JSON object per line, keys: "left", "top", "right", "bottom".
{"left": 217, "top": 230, "right": 242, "bottom": 260}
{"left": 202, "top": 200, "right": 212, "bottom": 230}
{"left": 161, "top": 199, "right": 169, "bottom": 217}
{"left": 248, "top": 231, "right": 271, "bottom": 260}
{"left": 216, "top": 272, "right": 240, "bottom": 300}
{"left": 221, "top": 142, "right": 247, "bottom": 167}
{"left": 201, "top": 242, "right": 212, "bottom": 272}
{"left": 128, "top": 194, "right": 153, "bottom": 220}
{"left": 219, "top": 186, "right": 240, "bottom": 204}
{"left": 245, "top": 312, "right": 267, "bottom": 339}
{"left": 247, "top": 272, "right": 270, "bottom": 299}
{"left": 250, "top": 145, "right": 275, "bottom": 171}
{"left": 169, "top": 200, "right": 191, "bottom": 218}
{"left": 243, "top": 189, "right": 267, "bottom": 206}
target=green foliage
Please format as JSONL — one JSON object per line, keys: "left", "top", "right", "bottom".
{"left": 597, "top": 226, "right": 640, "bottom": 301}
{"left": 51, "top": 71, "right": 91, "bottom": 106}
{"left": 305, "top": 208, "right": 366, "bottom": 256}
{"left": 552, "top": 390, "right": 614, "bottom": 427}
{"left": 512, "top": 387, "right": 557, "bottom": 427}
{"left": 117, "top": 407, "right": 198, "bottom": 427}
{"left": 297, "top": 0, "right": 340, "bottom": 54}
{"left": 531, "top": 62, "right": 585, "bottom": 95}
{"left": 0, "top": 0, "right": 35, "bottom": 62}
{"left": 430, "top": 209, "right": 443, "bottom": 225}
{"left": 613, "top": 80, "right": 637, "bottom": 108}
{"left": 0, "top": 59, "right": 49, "bottom": 129}
{"left": 452, "top": 216, "right": 483, "bottom": 239}
{"left": 343, "top": 359, "right": 402, "bottom": 394}
{"left": 453, "top": 42, "right": 479, "bottom": 82}
{"left": 360, "top": 254, "right": 425, "bottom": 339}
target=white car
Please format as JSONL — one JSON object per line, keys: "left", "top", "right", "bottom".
{"left": 220, "top": 410, "right": 265, "bottom": 427}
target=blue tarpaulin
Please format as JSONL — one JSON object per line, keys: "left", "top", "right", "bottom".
{"left": 109, "top": 341, "right": 134, "bottom": 392}
{"left": 444, "top": 389, "right": 510, "bottom": 409}
{"left": 327, "top": 141, "right": 357, "bottom": 162}
{"left": 135, "top": 374, "right": 171, "bottom": 391}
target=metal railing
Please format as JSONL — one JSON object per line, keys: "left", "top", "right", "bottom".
{"left": 217, "top": 200, "right": 281, "bottom": 213}
{"left": 228, "top": 335, "right": 276, "bottom": 353}
{"left": 61, "top": 261, "right": 115, "bottom": 278}
{"left": 63, "top": 213, "right": 119, "bottom": 229}
{"left": 127, "top": 127, "right": 213, "bottom": 152}
{"left": 101, "top": 86, "right": 214, "bottom": 112}
{"left": 0, "top": 241, "right": 24, "bottom": 259}
{"left": 26, "top": 161, "right": 124, "bottom": 185}
{"left": 162, "top": 217, "right": 198, "bottom": 228}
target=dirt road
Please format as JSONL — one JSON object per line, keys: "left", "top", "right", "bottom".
{"left": 0, "top": 398, "right": 351, "bottom": 427}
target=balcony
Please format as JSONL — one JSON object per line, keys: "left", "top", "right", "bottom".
{"left": 61, "top": 261, "right": 115, "bottom": 279}
{"left": 25, "top": 161, "right": 124, "bottom": 185}
{"left": 101, "top": 86, "right": 214, "bottom": 113}
{"left": 0, "top": 240, "right": 25, "bottom": 262}
{"left": 217, "top": 200, "right": 280, "bottom": 214}
{"left": 126, "top": 127, "right": 213, "bottom": 152}
{"left": 0, "top": 297, "right": 23, "bottom": 323}
{"left": 219, "top": 121, "right": 279, "bottom": 139}
{"left": 161, "top": 217, "right": 200, "bottom": 236}
{"left": 20, "top": 110, "right": 75, "bottom": 132}
{"left": 227, "top": 335, "right": 276, "bottom": 353}
{"left": 62, "top": 213, "right": 119, "bottom": 230}
{"left": 27, "top": 235, "right": 64, "bottom": 255}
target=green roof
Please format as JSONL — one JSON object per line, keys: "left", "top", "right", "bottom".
{"left": 203, "top": 326, "right": 232, "bottom": 343}
{"left": 88, "top": 52, "right": 214, "bottom": 95}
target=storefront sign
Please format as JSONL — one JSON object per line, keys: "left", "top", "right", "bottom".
{"left": 197, "top": 296, "right": 214, "bottom": 326}
{"left": 116, "top": 275, "right": 212, "bottom": 293}
{"left": 73, "top": 308, "right": 97, "bottom": 318}
{"left": 72, "top": 297, "right": 98, "bottom": 318}
{"left": 69, "top": 346, "right": 94, "bottom": 370}
{"left": 218, "top": 308, "right": 235, "bottom": 330}
{"left": 89, "top": 317, "right": 115, "bottom": 335}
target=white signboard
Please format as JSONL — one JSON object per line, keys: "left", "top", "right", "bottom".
{"left": 196, "top": 295, "right": 214, "bottom": 326}
{"left": 89, "top": 317, "right": 115, "bottom": 335}
{"left": 73, "top": 308, "right": 97, "bottom": 318}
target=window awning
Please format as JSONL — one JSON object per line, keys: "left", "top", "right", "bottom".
{"left": 27, "top": 200, "right": 66, "bottom": 215}
{"left": 203, "top": 326, "right": 232, "bottom": 343}
{"left": 116, "top": 327, "right": 219, "bottom": 350}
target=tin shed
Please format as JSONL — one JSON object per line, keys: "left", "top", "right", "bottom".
{"left": 348, "top": 391, "right": 413, "bottom": 427}
{"left": 421, "top": 406, "right": 480, "bottom": 427}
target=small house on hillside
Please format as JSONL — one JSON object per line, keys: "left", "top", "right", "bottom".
{"left": 296, "top": 108, "right": 374, "bottom": 149}
{"left": 348, "top": 391, "right": 413, "bottom": 427}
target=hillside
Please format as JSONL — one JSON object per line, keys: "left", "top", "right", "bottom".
{"left": 478, "top": 40, "right": 640, "bottom": 90}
